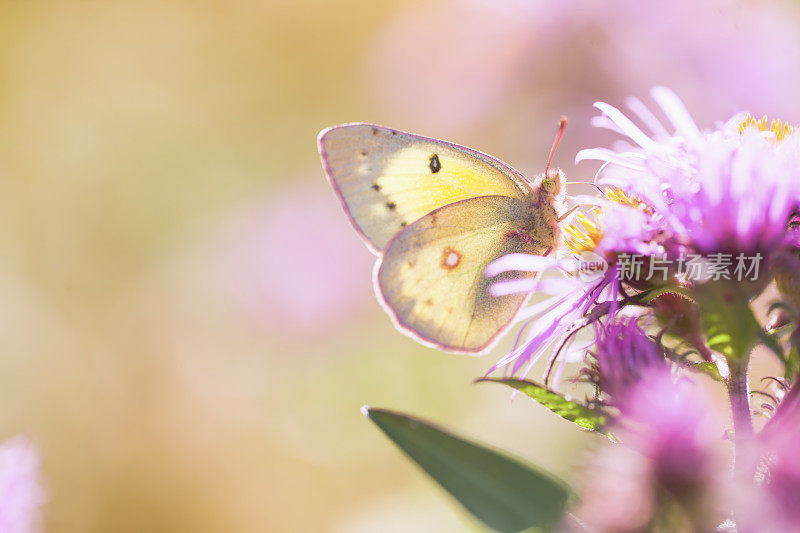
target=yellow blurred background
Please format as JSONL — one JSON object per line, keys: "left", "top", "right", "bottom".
{"left": 0, "top": 0, "right": 797, "bottom": 531}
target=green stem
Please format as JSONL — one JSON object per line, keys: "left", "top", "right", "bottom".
{"left": 726, "top": 357, "right": 754, "bottom": 531}
{"left": 727, "top": 359, "right": 754, "bottom": 444}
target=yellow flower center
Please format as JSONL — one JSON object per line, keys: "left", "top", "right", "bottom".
{"left": 563, "top": 188, "right": 650, "bottom": 254}
{"left": 603, "top": 187, "right": 652, "bottom": 213}
{"left": 564, "top": 212, "right": 602, "bottom": 253}
{"left": 738, "top": 115, "right": 793, "bottom": 141}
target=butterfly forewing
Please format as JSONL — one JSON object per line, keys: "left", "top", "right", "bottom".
{"left": 318, "top": 123, "right": 532, "bottom": 253}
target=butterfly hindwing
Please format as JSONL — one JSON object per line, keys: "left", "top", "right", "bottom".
{"left": 318, "top": 123, "right": 531, "bottom": 253}
{"left": 376, "top": 195, "right": 557, "bottom": 354}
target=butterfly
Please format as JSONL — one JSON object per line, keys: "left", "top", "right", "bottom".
{"left": 318, "top": 121, "right": 569, "bottom": 354}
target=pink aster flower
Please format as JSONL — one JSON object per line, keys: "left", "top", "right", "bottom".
{"left": 485, "top": 254, "right": 621, "bottom": 387}
{"left": 486, "top": 87, "right": 800, "bottom": 385}
{"left": 731, "top": 385, "right": 800, "bottom": 532}
{"left": 0, "top": 437, "right": 45, "bottom": 533}
{"left": 575, "top": 374, "right": 724, "bottom": 531}
{"left": 574, "top": 198, "right": 663, "bottom": 258}
{"left": 577, "top": 87, "right": 800, "bottom": 260}
{"left": 589, "top": 318, "right": 668, "bottom": 402}
{"left": 484, "top": 197, "right": 659, "bottom": 384}
{"left": 573, "top": 443, "right": 656, "bottom": 532}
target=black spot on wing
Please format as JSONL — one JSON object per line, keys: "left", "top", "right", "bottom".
{"left": 428, "top": 153, "right": 442, "bottom": 174}
{"left": 386, "top": 202, "right": 397, "bottom": 210}
{"left": 371, "top": 183, "right": 381, "bottom": 191}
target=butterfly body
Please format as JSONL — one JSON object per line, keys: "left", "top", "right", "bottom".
{"left": 318, "top": 123, "right": 565, "bottom": 353}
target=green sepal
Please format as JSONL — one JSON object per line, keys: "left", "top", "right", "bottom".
{"left": 695, "top": 282, "right": 763, "bottom": 364}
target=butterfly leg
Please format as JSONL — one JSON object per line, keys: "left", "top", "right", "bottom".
{"left": 557, "top": 205, "right": 580, "bottom": 222}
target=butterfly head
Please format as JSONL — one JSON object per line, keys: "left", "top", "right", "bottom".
{"left": 537, "top": 117, "right": 568, "bottom": 198}
{"left": 538, "top": 167, "right": 565, "bottom": 197}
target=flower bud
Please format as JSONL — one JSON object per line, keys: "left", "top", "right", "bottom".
{"left": 591, "top": 318, "right": 668, "bottom": 401}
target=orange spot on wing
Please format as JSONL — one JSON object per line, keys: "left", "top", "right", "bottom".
{"left": 441, "top": 247, "right": 462, "bottom": 270}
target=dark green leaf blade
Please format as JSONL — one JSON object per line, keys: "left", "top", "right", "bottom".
{"left": 363, "top": 407, "right": 571, "bottom": 533}
{"left": 477, "top": 378, "right": 606, "bottom": 433}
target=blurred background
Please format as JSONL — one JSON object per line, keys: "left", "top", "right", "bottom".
{"left": 0, "top": 0, "right": 798, "bottom": 531}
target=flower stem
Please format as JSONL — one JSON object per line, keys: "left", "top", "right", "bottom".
{"left": 726, "top": 357, "right": 754, "bottom": 531}
{"left": 727, "top": 359, "right": 754, "bottom": 444}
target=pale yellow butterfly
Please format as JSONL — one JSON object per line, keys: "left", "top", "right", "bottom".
{"left": 318, "top": 122, "right": 568, "bottom": 354}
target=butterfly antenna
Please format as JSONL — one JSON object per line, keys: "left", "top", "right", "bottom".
{"left": 545, "top": 117, "right": 568, "bottom": 176}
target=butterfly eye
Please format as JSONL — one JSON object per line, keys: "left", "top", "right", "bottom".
{"left": 542, "top": 178, "right": 555, "bottom": 193}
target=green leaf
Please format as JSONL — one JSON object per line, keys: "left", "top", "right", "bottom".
{"left": 363, "top": 407, "right": 571, "bottom": 533}
{"left": 477, "top": 378, "right": 606, "bottom": 433}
